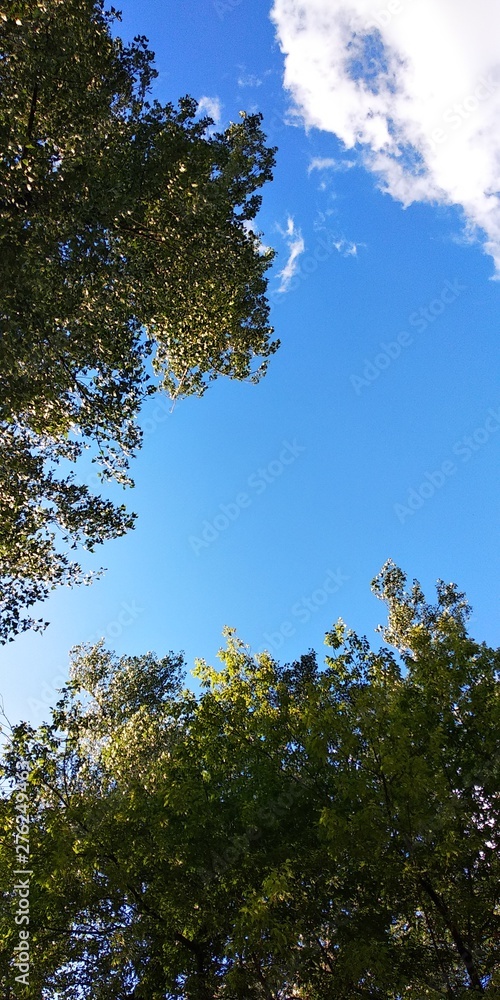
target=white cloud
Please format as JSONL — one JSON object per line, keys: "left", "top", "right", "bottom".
{"left": 243, "top": 218, "right": 272, "bottom": 257}
{"left": 333, "top": 238, "right": 359, "bottom": 256}
{"left": 276, "top": 216, "right": 306, "bottom": 292}
{"left": 197, "top": 96, "right": 222, "bottom": 125}
{"left": 238, "top": 73, "right": 263, "bottom": 88}
{"left": 308, "top": 156, "right": 356, "bottom": 174}
{"left": 271, "top": 0, "right": 500, "bottom": 274}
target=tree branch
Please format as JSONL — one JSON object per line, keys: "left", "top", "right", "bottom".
{"left": 419, "top": 874, "right": 484, "bottom": 992}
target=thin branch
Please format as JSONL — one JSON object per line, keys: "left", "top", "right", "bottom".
{"left": 422, "top": 905, "right": 456, "bottom": 998}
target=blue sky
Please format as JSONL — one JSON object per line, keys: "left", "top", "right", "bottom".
{"left": 1, "top": 0, "right": 499, "bottom": 726}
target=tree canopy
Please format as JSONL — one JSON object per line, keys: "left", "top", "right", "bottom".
{"left": 1, "top": 563, "right": 498, "bottom": 998}
{"left": 0, "top": 0, "right": 277, "bottom": 642}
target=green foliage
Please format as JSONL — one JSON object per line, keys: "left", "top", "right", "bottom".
{"left": 1, "top": 564, "right": 498, "bottom": 997}
{"left": 0, "top": 0, "right": 277, "bottom": 641}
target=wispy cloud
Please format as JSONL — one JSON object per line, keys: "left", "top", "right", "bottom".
{"left": 276, "top": 216, "right": 306, "bottom": 292}
{"left": 271, "top": 0, "right": 500, "bottom": 275}
{"left": 238, "top": 73, "right": 263, "bottom": 88}
{"left": 333, "top": 238, "right": 359, "bottom": 256}
{"left": 197, "top": 95, "right": 222, "bottom": 125}
{"left": 308, "top": 156, "right": 355, "bottom": 174}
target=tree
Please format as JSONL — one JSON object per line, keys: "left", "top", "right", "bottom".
{"left": 1, "top": 563, "right": 498, "bottom": 997}
{"left": 0, "top": 0, "right": 278, "bottom": 641}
